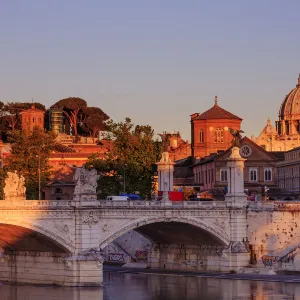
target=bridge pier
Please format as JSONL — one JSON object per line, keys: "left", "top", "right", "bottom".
{"left": 148, "top": 244, "right": 226, "bottom": 272}
{"left": 223, "top": 146, "right": 250, "bottom": 271}
{"left": 0, "top": 251, "right": 103, "bottom": 286}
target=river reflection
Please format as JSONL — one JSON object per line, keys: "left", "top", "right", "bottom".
{"left": 104, "top": 272, "right": 300, "bottom": 300}
{"left": 2, "top": 271, "right": 300, "bottom": 300}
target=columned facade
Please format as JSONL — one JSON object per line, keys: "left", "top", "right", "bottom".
{"left": 256, "top": 74, "right": 300, "bottom": 151}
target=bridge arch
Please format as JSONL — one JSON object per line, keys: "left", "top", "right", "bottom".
{"left": 0, "top": 219, "right": 74, "bottom": 253}
{"left": 99, "top": 216, "right": 230, "bottom": 249}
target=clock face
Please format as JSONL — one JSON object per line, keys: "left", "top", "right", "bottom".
{"left": 240, "top": 145, "right": 252, "bottom": 157}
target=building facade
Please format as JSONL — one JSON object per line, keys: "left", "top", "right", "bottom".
{"left": 192, "top": 137, "right": 283, "bottom": 198}
{"left": 255, "top": 74, "right": 300, "bottom": 151}
{"left": 159, "top": 131, "right": 191, "bottom": 162}
{"left": 277, "top": 146, "right": 300, "bottom": 192}
{"left": 190, "top": 96, "right": 242, "bottom": 158}
{"left": 20, "top": 105, "right": 45, "bottom": 134}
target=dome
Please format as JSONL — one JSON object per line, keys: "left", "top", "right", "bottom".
{"left": 279, "top": 74, "right": 300, "bottom": 121}
{"left": 260, "top": 117, "right": 277, "bottom": 135}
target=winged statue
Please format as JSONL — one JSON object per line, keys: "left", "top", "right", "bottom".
{"left": 229, "top": 128, "right": 244, "bottom": 147}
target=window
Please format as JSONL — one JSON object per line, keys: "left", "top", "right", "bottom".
{"left": 249, "top": 168, "right": 258, "bottom": 182}
{"left": 199, "top": 130, "right": 204, "bottom": 143}
{"left": 55, "top": 188, "right": 62, "bottom": 194}
{"left": 264, "top": 168, "right": 272, "bottom": 181}
{"left": 214, "top": 128, "right": 224, "bottom": 143}
{"left": 220, "top": 168, "right": 228, "bottom": 182}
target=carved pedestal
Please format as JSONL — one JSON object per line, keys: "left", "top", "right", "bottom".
{"left": 223, "top": 146, "right": 250, "bottom": 271}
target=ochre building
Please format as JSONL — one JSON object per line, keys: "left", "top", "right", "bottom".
{"left": 20, "top": 105, "right": 44, "bottom": 134}
{"left": 255, "top": 74, "right": 300, "bottom": 151}
{"left": 190, "top": 96, "right": 242, "bottom": 158}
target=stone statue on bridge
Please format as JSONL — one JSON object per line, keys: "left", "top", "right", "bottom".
{"left": 73, "top": 167, "right": 98, "bottom": 201}
{"left": 4, "top": 171, "right": 26, "bottom": 200}
{"left": 229, "top": 128, "right": 244, "bottom": 147}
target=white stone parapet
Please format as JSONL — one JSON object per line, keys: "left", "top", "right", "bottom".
{"left": 156, "top": 152, "right": 175, "bottom": 193}
{"left": 225, "top": 146, "right": 247, "bottom": 207}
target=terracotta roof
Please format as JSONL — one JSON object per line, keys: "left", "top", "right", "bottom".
{"left": 20, "top": 105, "right": 44, "bottom": 114}
{"left": 191, "top": 97, "right": 242, "bottom": 121}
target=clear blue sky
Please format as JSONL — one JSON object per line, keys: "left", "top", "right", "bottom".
{"left": 1, "top": 0, "right": 300, "bottom": 140}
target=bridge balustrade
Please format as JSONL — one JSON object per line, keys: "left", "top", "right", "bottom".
{"left": 0, "top": 200, "right": 74, "bottom": 208}
{"left": 98, "top": 200, "right": 227, "bottom": 209}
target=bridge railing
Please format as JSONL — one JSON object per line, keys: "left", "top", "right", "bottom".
{"left": 248, "top": 200, "right": 300, "bottom": 211}
{"left": 98, "top": 200, "right": 227, "bottom": 209}
{"left": 0, "top": 199, "right": 228, "bottom": 209}
{"left": 0, "top": 200, "right": 74, "bottom": 208}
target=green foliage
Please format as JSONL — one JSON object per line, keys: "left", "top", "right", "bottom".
{"left": 1, "top": 102, "right": 45, "bottom": 132}
{"left": 81, "top": 107, "right": 109, "bottom": 140}
{"left": 0, "top": 167, "right": 7, "bottom": 200}
{"left": 5, "top": 128, "right": 57, "bottom": 199}
{"left": 86, "top": 118, "right": 162, "bottom": 199}
{"left": 53, "top": 97, "right": 87, "bottom": 136}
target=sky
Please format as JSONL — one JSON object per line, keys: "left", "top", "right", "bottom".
{"left": 1, "top": 0, "right": 300, "bottom": 141}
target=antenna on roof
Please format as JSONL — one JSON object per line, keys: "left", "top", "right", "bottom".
{"left": 214, "top": 96, "right": 218, "bottom": 106}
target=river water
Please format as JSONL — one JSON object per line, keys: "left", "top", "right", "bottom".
{"left": 1, "top": 270, "right": 300, "bottom": 300}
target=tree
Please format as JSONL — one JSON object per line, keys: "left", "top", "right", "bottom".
{"left": 3, "top": 102, "right": 21, "bottom": 131}
{"left": 5, "top": 128, "right": 57, "bottom": 199}
{"left": 53, "top": 97, "right": 87, "bottom": 136}
{"left": 0, "top": 167, "right": 7, "bottom": 200}
{"left": 86, "top": 118, "right": 162, "bottom": 199}
{"left": 82, "top": 107, "right": 109, "bottom": 141}
{"left": 2, "top": 102, "right": 45, "bottom": 131}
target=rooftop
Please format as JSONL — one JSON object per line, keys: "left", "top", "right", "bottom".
{"left": 191, "top": 96, "right": 242, "bottom": 121}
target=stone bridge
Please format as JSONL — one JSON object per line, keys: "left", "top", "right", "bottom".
{"left": 0, "top": 198, "right": 249, "bottom": 286}
{"left": 2, "top": 147, "right": 299, "bottom": 286}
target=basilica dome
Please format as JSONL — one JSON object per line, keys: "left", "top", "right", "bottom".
{"left": 279, "top": 75, "right": 300, "bottom": 121}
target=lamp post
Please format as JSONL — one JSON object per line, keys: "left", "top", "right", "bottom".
{"left": 36, "top": 154, "right": 41, "bottom": 200}
{"left": 123, "top": 164, "right": 127, "bottom": 193}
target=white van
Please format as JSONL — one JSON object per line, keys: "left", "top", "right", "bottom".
{"left": 106, "top": 196, "right": 131, "bottom": 201}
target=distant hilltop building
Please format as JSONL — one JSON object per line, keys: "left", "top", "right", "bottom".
{"left": 190, "top": 96, "right": 242, "bottom": 158}
{"left": 158, "top": 131, "right": 191, "bottom": 161}
{"left": 48, "top": 106, "right": 64, "bottom": 134}
{"left": 20, "top": 105, "right": 44, "bottom": 134}
{"left": 255, "top": 74, "right": 300, "bottom": 151}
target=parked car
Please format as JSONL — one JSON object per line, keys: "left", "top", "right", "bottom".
{"left": 119, "top": 193, "right": 141, "bottom": 200}
{"left": 106, "top": 196, "right": 131, "bottom": 201}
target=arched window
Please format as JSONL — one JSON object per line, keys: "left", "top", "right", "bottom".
{"left": 264, "top": 168, "right": 272, "bottom": 181}
{"left": 32, "top": 118, "right": 35, "bottom": 123}
{"left": 214, "top": 128, "right": 224, "bottom": 143}
{"left": 199, "top": 130, "right": 204, "bottom": 143}
{"left": 220, "top": 169, "right": 228, "bottom": 182}
{"left": 249, "top": 168, "right": 258, "bottom": 182}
